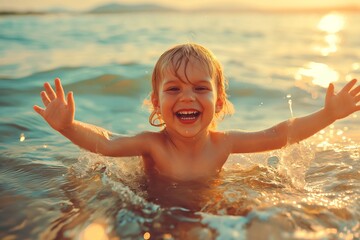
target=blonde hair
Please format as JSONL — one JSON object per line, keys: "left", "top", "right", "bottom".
{"left": 147, "top": 43, "right": 234, "bottom": 128}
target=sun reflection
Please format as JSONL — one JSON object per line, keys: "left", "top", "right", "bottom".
{"left": 316, "top": 13, "right": 345, "bottom": 56}
{"left": 318, "top": 13, "right": 345, "bottom": 33}
{"left": 295, "top": 62, "right": 339, "bottom": 90}
{"left": 320, "top": 34, "right": 340, "bottom": 56}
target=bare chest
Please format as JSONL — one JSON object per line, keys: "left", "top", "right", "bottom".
{"left": 148, "top": 145, "right": 229, "bottom": 180}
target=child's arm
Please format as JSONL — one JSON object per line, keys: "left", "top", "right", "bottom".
{"left": 33, "top": 78, "right": 148, "bottom": 157}
{"left": 229, "top": 79, "right": 360, "bottom": 153}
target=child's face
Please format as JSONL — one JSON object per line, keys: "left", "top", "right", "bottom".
{"left": 154, "top": 57, "right": 222, "bottom": 138}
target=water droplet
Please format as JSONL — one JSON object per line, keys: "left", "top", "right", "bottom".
{"left": 19, "top": 133, "right": 25, "bottom": 142}
{"left": 144, "top": 232, "right": 151, "bottom": 240}
{"left": 267, "top": 156, "right": 280, "bottom": 168}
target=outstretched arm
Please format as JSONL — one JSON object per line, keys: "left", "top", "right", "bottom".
{"left": 33, "top": 78, "right": 146, "bottom": 157}
{"left": 229, "top": 79, "right": 360, "bottom": 153}
{"left": 286, "top": 78, "right": 360, "bottom": 144}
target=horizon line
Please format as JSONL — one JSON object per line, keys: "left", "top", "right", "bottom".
{"left": 1, "top": 3, "right": 359, "bottom": 14}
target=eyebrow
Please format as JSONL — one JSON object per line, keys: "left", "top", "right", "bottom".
{"left": 163, "top": 78, "right": 212, "bottom": 85}
{"left": 162, "top": 79, "right": 180, "bottom": 85}
{"left": 194, "top": 79, "right": 212, "bottom": 84}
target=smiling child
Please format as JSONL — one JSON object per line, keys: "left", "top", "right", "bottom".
{"left": 34, "top": 43, "right": 360, "bottom": 180}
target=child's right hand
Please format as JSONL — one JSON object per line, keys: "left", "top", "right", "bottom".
{"left": 33, "top": 78, "right": 75, "bottom": 132}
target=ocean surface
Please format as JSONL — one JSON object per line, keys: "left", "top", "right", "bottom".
{"left": 1, "top": 11, "right": 360, "bottom": 240}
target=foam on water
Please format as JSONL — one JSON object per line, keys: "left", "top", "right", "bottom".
{"left": 57, "top": 140, "right": 340, "bottom": 239}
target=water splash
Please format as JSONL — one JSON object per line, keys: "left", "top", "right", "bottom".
{"left": 287, "top": 94, "right": 294, "bottom": 118}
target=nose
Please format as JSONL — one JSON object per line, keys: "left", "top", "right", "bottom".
{"left": 180, "top": 88, "right": 195, "bottom": 102}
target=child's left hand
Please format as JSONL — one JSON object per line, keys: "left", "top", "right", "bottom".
{"left": 325, "top": 78, "right": 360, "bottom": 120}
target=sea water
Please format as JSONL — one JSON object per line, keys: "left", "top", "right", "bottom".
{"left": 1, "top": 12, "right": 360, "bottom": 239}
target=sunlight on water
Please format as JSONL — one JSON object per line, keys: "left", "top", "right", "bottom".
{"left": 295, "top": 62, "right": 339, "bottom": 96}
{"left": 2, "top": 12, "right": 360, "bottom": 240}
{"left": 80, "top": 222, "right": 109, "bottom": 240}
{"left": 317, "top": 13, "right": 345, "bottom": 34}
{"left": 316, "top": 13, "right": 345, "bottom": 56}
{"left": 319, "top": 34, "right": 340, "bottom": 56}
{"left": 295, "top": 13, "right": 346, "bottom": 98}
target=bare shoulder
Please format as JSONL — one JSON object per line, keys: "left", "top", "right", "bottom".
{"left": 136, "top": 130, "right": 164, "bottom": 139}
{"left": 209, "top": 130, "right": 230, "bottom": 140}
{"left": 215, "top": 129, "right": 254, "bottom": 153}
{"left": 209, "top": 130, "right": 235, "bottom": 147}
{"left": 136, "top": 130, "right": 168, "bottom": 162}
{"left": 107, "top": 130, "right": 166, "bottom": 157}
{"left": 134, "top": 130, "right": 169, "bottom": 149}
{"left": 133, "top": 130, "right": 164, "bottom": 143}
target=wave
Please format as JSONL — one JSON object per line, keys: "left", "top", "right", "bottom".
{"left": 0, "top": 63, "right": 152, "bottom": 96}
{"left": 0, "top": 63, "right": 314, "bottom": 102}
{"left": 65, "top": 74, "right": 149, "bottom": 97}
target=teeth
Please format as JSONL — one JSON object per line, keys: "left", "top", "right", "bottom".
{"left": 178, "top": 111, "right": 198, "bottom": 115}
{"left": 176, "top": 110, "right": 200, "bottom": 120}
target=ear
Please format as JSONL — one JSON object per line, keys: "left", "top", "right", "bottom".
{"left": 215, "top": 98, "right": 223, "bottom": 113}
{"left": 151, "top": 93, "right": 160, "bottom": 113}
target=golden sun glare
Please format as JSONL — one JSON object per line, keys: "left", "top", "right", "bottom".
{"left": 317, "top": 13, "right": 345, "bottom": 33}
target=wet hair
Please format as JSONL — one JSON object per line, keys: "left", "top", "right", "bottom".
{"left": 147, "top": 43, "right": 234, "bottom": 128}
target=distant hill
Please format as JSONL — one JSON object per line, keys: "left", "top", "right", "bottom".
{"left": 88, "top": 3, "right": 175, "bottom": 13}
{"left": 192, "top": 3, "right": 258, "bottom": 13}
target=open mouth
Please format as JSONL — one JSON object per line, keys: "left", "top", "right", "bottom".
{"left": 175, "top": 110, "right": 201, "bottom": 123}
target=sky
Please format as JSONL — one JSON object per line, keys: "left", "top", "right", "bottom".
{"left": 0, "top": 0, "right": 359, "bottom": 11}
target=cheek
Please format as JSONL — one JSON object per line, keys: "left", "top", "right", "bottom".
{"left": 197, "top": 94, "right": 217, "bottom": 114}
{"left": 158, "top": 94, "right": 174, "bottom": 112}
{"left": 204, "top": 92, "right": 218, "bottom": 105}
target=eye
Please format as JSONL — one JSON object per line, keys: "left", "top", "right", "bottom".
{"left": 165, "top": 86, "right": 180, "bottom": 92}
{"left": 195, "top": 86, "right": 210, "bottom": 92}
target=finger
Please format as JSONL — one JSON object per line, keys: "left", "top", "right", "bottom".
{"left": 350, "top": 85, "right": 360, "bottom": 97}
{"left": 67, "top": 91, "right": 75, "bottom": 113}
{"left": 340, "top": 79, "right": 357, "bottom": 94}
{"left": 33, "top": 105, "right": 45, "bottom": 117}
{"left": 55, "top": 78, "right": 65, "bottom": 102}
{"left": 355, "top": 105, "right": 360, "bottom": 112}
{"left": 41, "top": 91, "right": 51, "bottom": 106}
{"left": 44, "top": 82, "right": 56, "bottom": 100}
{"left": 355, "top": 95, "right": 360, "bottom": 103}
{"left": 326, "top": 83, "right": 335, "bottom": 103}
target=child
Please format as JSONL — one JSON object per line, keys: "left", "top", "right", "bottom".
{"left": 34, "top": 43, "right": 360, "bottom": 181}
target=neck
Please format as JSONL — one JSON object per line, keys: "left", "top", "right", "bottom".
{"left": 162, "top": 128, "right": 211, "bottom": 153}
